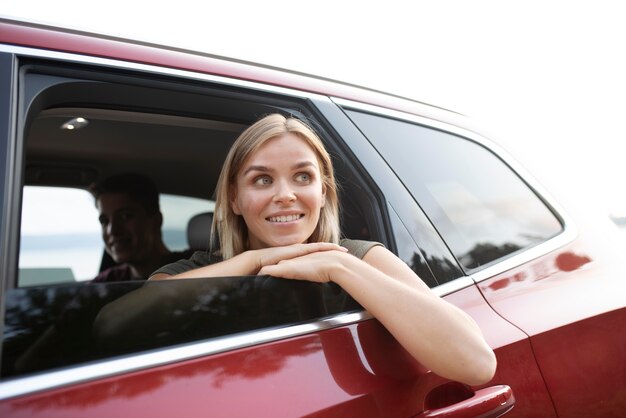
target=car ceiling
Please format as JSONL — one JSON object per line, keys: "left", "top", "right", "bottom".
{"left": 25, "top": 107, "right": 248, "bottom": 199}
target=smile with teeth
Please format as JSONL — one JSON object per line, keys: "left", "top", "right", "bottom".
{"left": 267, "top": 214, "right": 304, "bottom": 223}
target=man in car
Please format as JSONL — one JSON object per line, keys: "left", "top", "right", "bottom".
{"left": 13, "top": 173, "right": 183, "bottom": 373}
{"left": 91, "top": 172, "right": 186, "bottom": 282}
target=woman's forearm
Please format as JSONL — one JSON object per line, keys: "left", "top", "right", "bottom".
{"left": 150, "top": 251, "right": 260, "bottom": 280}
{"left": 331, "top": 254, "right": 496, "bottom": 385}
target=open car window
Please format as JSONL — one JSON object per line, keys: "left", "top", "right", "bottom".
{"left": 1, "top": 58, "right": 387, "bottom": 381}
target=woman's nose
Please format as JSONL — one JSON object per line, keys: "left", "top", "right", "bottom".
{"left": 273, "top": 180, "right": 296, "bottom": 203}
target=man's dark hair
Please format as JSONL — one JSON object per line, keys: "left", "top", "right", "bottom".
{"left": 91, "top": 172, "right": 160, "bottom": 215}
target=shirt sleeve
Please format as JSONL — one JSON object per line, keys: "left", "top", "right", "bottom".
{"left": 340, "top": 239, "right": 384, "bottom": 260}
{"left": 151, "top": 251, "right": 214, "bottom": 277}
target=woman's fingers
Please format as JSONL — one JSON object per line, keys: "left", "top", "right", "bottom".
{"left": 259, "top": 250, "right": 346, "bottom": 282}
{"left": 258, "top": 242, "right": 347, "bottom": 268}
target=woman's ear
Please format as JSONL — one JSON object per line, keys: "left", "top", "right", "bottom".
{"left": 321, "top": 184, "right": 326, "bottom": 207}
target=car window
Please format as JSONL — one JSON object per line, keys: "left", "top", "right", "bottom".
{"left": 345, "top": 110, "right": 563, "bottom": 271}
{"left": 160, "top": 195, "right": 215, "bottom": 250}
{"left": 19, "top": 186, "right": 102, "bottom": 285}
{"left": 19, "top": 186, "right": 213, "bottom": 286}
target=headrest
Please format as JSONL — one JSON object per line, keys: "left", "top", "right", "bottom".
{"left": 187, "top": 212, "right": 213, "bottom": 251}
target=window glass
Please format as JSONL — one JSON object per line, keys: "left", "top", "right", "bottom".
{"left": 19, "top": 187, "right": 102, "bottom": 285}
{"left": 160, "top": 195, "right": 215, "bottom": 250}
{"left": 19, "top": 186, "right": 213, "bottom": 286}
{"left": 346, "top": 110, "right": 563, "bottom": 271}
{"left": 387, "top": 204, "right": 438, "bottom": 288}
{"left": 2, "top": 278, "right": 358, "bottom": 378}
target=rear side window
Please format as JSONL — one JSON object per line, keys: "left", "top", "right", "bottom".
{"left": 346, "top": 110, "right": 562, "bottom": 271}
{"left": 19, "top": 186, "right": 213, "bottom": 286}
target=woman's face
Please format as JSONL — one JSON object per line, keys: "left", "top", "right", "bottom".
{"left": 231, "top": 133, "right": 326, "bottom": 249}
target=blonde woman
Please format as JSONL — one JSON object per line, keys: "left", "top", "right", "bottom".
{"left": 148, "top": 113, "right": 496, "bottom": 385}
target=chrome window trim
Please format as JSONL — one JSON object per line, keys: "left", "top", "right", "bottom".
{"left": 333, "top": 98, "right": 579, "bottom": 284}
{"left": 432, "top": 276, "right": 474, "bottom": 296}
{"left": 0, "top": 310, "right": 372, "bottom": 400}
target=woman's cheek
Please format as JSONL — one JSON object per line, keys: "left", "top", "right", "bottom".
{"left": 241, "top": 192, "right": 270, "bottom": 214}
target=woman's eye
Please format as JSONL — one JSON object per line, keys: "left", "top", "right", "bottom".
{"left": 254, "top": 175, "right": 272, "bottom": 186}
{"left": 295, "top": 172, "right": 311, "bottom": 183}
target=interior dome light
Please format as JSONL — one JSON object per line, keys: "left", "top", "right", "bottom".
{"left": 60, "top": 117, "right": 89, "bottom": 130}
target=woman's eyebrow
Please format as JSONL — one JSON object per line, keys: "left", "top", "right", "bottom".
{"left": 243, "top": 161, "right": 317, "bottom": 176}
{"left": 242, "top": 165, "right": 270, "bottom": 176}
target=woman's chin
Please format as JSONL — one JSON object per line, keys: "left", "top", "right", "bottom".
{"left": 249, "top": 230, "right": 312, "bottom": 249}
{"left": 267, "top": 235, "right": 308, "bottom": 248}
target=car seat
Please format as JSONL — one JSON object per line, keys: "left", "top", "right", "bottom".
{"left": 187, "top": 212, "right": 213, "bottom": 251}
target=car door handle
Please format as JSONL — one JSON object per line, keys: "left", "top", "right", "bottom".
{"left": 416, "top": 385, "right": 515, "bottom": 418}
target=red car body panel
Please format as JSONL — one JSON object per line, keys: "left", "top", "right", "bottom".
{"left": 479, "top": 235, "right": 626, "bottom": 417}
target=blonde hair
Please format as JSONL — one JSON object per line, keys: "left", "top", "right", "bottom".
{"left": 212, "top": 114, "right": 340, "bottom": 259}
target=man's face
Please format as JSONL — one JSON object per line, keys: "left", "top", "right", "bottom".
{"left": 96, "top": 193, "right": 160, "bottom": 265}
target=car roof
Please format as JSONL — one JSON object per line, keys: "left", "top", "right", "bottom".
{"left": 0, "top": 18, "right": 468, "bottom": 123}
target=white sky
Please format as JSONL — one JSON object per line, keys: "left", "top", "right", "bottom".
{"left": 3, "top": 0, "right": 626, "bottom": 222}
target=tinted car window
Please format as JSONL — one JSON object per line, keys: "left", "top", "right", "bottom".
{"left": 346, "top": 110, "right": 563, "bottom": 271}
{"left": 2, "top": 278, "right": 359, "bottom": 378}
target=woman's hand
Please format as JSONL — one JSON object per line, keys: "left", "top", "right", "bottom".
{"left": 151, "top": 242, "right": 347, "bottom": 280}
{"left": 253, "top": 242, "right": 347, "bottom": 274}
{"left": 258, "top": 249, "right": 349, "bottom": 282}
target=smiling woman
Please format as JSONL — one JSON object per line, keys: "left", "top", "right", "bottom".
{"left": 231, "top": 133, "right": 327, "bottom": 250}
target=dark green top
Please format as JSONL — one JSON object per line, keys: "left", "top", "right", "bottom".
{"left": 152, "top": 239, "right": 382, "bottom": 277}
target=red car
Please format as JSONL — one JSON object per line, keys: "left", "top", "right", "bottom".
{"left": 0, "top": 18, "right": 624, "bottom": 417}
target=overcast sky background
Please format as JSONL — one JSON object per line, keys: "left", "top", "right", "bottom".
{"left": 3, "top": 0, "right": 626, "bottom": 223}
